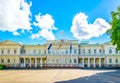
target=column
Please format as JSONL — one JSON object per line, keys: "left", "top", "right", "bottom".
{"left": 24, "top": 58, "right": 26, "bottom": 67}
{"left": 82, "top": 58, "right": 84, "bottom": 67}
{"left": 41, "top": 58, "right": 43, "bottom": 68}
{"left": 35, "top": 58, "right": 37, "bottom": 68}
{"left": 29, "top": 58, "right": 31, "bottom": 67}
{"left": 88, "top": 58, "right": 90, "bottom": 68}
{"left": 94, "top": 58, "right": 96, "bottom": 68}
{"left": 99, "top": 58, "right": 101, "bottom": 67}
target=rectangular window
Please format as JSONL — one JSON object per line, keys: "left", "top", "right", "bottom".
{"left": 116, "top": 59, "right": 118, "bottom": 63}
{"left": 99, "top": 49, "right": 102, "bottom": 53}
{"left": 109, "top": 49, "right": 112, "bottom": 54}
{"left": 66, "top": 50, "right": 68, "bottom": 54}
{"left": 74, "top": 59, "right": 77, "bottom": 63}
{"left": 109, "top": 59, "right": 112, "bottom": 63}
{"left": 1, "top": 50, "right": 4, "bottom": 54}
{"left": 48, "top": 50, "right": 51, "bottom": 54}
{"left": 34, "top": 49, "right": 36, "bottom": 54}
{"left": 1, "top": 59, "right": 4, "bottom": 63}
{"left": 7, "top": 50, "right": 10, "bottom": 54}
{"left": 74, "top": 49, "right": 77, "bottom": 54}
{"left": 116, "top": 49, "right": 118, "bottom": 54}
{"left": 78, "top": 49, "right": 81, "bottom": 54}
{"left": 7, "top": 59, "right": 10, "bottom": 63}
{"left": 14, "top": 50, "right": 17, "bottom": 54}
{"left": 83, "top": 49, "right": 85, "bottom": 54}
{"left": 88, "top": 49, "right": 91, "bottom": 54}
{"left": 94, "top": 49, "right": 96, "bottom": 53}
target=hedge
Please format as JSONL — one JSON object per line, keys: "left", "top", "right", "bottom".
{"left": 0, "top": 65, "right": 6, "bottom": 70}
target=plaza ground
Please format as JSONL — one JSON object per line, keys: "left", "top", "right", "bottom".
{"left": 0, "top": 69, "right": 120, "bottom": 83}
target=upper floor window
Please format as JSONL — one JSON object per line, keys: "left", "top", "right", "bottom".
{"left": 83, "top": 49, "right": 85, "bottom": 54}
{"left": 103, "top": 50, "right": 105, "bottom": 53}
{"left": 48, "top": 50, "right": 51, "bottom": 54}
{"left": 78, "top": 49, "right": 81, "bottom": 54}
{"left": 74, "top": 49, "right": 77, "bottom": 54}
{"left": 116, "top": 59, "right": 118, "bottom": 63}
{"left": 66, "top": 50, "right": 68, "bottom": 54}
{"left": 88, "top": 49, "right": 91, "bottom": 54}
{"left": 1, "top": 50, "right": 4, "bottom": 54}
{"left": 94, "top": 49, "right": 96, "bottom": 53}
{"left": 109, "top": 49, "right": 112, "bottom": 54}
{"left": 23, "top": 50, "right": 26, "bottom": 53}
{"left": 7, "top": 50, "right": 10, "bottom": 54}
{"left": 116, "top": 49, "right": 118, "bottom": 54}
{"left": 44, "top": 50, "right": 46, "bottom": 54}
{"left": 14, "top": 50, "right": 17, "bottom": 54}
{"left": 109, "top": 59, "right": 112, "bottom": 63}
{"left": 39, "top": 49, "right": 41, "bottom": 54}
{"left": 99, "top": 49, "right": 102, "bottom": 54}
{"left": 33, "top": 49, "right": 36, "bottom": 54}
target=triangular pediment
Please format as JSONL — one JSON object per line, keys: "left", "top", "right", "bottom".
{"left": 0, "top": 40, "right": 21, "bottom": 46}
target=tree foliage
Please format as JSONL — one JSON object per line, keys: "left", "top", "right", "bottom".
{"left": 107, "top": 6, "right": 120, "bottom": 50}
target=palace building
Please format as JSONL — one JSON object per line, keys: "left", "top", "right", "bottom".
{"left": 0, "top": 40, "right": 120, "bottom": 68}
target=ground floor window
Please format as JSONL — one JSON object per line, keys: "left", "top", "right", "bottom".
{"left": 74, "top": 59, "right": 77, "bottom": 63}
{"left": 1, "top": 59, "right": 4, "bottom": 63}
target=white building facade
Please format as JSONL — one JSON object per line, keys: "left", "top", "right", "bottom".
{"left": 0, "top": 40, "right": 120, "bottom": 68}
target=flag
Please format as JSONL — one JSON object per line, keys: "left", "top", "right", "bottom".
{"left": 70, "top": 44, "right": 72, "bottom": 53}
{"left": 48, "top": 43, "right": 52, "bottom": 50}
{"left": 58, "top": 43, "right": 62, "bottom": 49}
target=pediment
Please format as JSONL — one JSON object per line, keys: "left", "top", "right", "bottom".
{"left": 0, "top": 40, "right": 21, "bottom": 46}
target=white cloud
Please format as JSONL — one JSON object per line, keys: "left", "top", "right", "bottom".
{"left": 13, "top": 31, "right": 20, "bottom": 36}
{"left": 71, "top": 12, "right": 111, "bottom": 40}
{"left": 31, "top": 13, "right": 57, "bottom": 40}
{"left": 0, "top": 0, "right": 32, "bottom": 35}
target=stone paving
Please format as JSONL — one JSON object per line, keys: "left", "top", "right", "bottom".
{"left": 0, "top": 69, "right": 119, "bottom": 83}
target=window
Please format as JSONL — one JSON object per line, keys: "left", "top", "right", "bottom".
{"left": 78, "top": 49, "right": 81, "bottom": 54}
{"left": 74, "top": 59, "right": 77, "bottom": 63}
{"left": 23, "top": 50, "right": 26, "bottom": 53}
{"left": 38, "top": 49, "right": 41, "bottom": 55}
{"left": 83, "top": 49, "right": 85, "bottom": 54}
{"left": 88, "top": 49, "right": 91, "bottom": 54}
{"left": 14, "top": 50, "right": 17, "bottom": 54}
{"left": 116, "top": 49, "right": 118, "bottom": 54}
{"left": 74, "top": 49, "right": 77, "bottom": 54}
{"left": 94, "top": 49, "right": 96, "bottom": 53}
{"left": 109, "top": 49, "right": 112, "bottom": 54}
{"left": 66, "top": 50, "right": 68, "bottom": 54}
{"left": 33, "top": 49, "right": 36, "bottom": 54}
{"left": 109, "top": 59, "right": 112, "bottom": 63}
{"left": 1, "top": 50, "right": 4, "bottom": 54}
{"left": 99, "top": 49, "right": 102, "bottom": 54}
{"left": 48, "top": 50, "right": 51, "bottom": 54}
{"left": 70, "top": 59, "right": 71, "bottom": 63}
{"left": 7, "top": 59, "right": 10, "bottom": 63}
{"left": 103, "top": 50, "right": 105, "bottom": 53}
{"left": 116, "top": 59, "right": 118, "bottom": 63}
{"left": 1, "top": 59, "right": 4, "bottom": 63}
{"left": 7, "top": 50, "right": 10, "bottom": 54}
{"left": 44, "top": 50, "right": 46, "bottom": 54}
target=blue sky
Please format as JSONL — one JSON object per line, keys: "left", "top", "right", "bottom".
{"left": 0, "top": 0, "right": 120, "bottom": 44}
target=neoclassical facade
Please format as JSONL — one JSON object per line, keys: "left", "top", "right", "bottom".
{"left": 0, "top": 40, "right": 120, "bottom": 68}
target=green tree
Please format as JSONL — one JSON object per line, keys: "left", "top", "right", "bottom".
{"left": 107, "top": 6, "right": 120, "bottom": 50}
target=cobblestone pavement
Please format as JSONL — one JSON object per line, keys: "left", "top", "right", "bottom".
{"left": 0, "top": 69, "right": 119, "bottom": 83}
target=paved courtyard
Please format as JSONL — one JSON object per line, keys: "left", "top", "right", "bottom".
{"left": 0, "top": 69, "right": 120, "bottom": 83}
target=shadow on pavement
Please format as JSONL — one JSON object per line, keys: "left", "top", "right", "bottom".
{"left": 55, "top": 70, "right": 120, "bottom": 83}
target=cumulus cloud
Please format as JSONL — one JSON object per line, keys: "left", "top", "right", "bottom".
{"left": 71, "top": 12, "right": 111, "bottom": 40}
{"left": 31, "top": 13, "right": 57, "bottom": 40}
{"left": 0, "top": 0, "right": 32, "bottom": 35}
